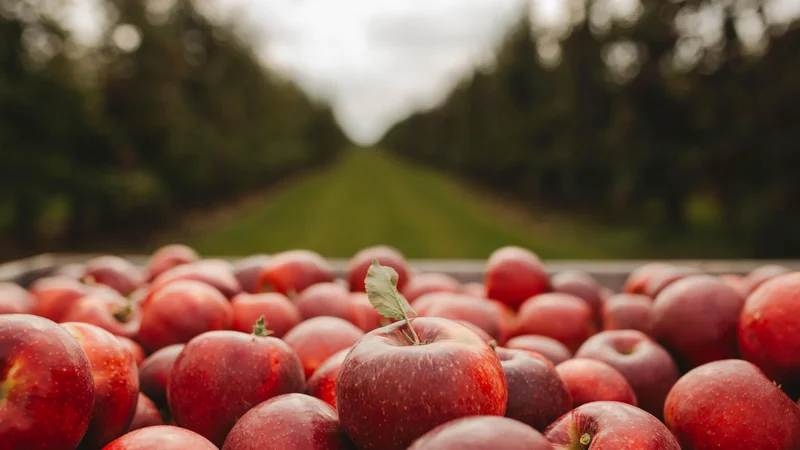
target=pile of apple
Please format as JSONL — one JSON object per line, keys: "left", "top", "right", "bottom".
{"left": 2, "top": 245, "right": 800, "bottom": 449}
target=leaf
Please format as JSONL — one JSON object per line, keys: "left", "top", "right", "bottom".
{"left": 365, "top": 259, "right": 416, "bottom": 321}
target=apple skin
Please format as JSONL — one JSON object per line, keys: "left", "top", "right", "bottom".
{"left": 102, "top": 426, "right": 217, "bottom": 450}
{"left": 336, "top": 317, "right": 508, "bottom": 450}
{"left": 644, "top": 265, "right": 701, "bottom": 298}
{"left": 257, "top": 250, "right": 334, "bottom": 295}
{"left": 496, "top": 347, "right": 572, "bottom": 431}
{"left": 622, "top": 262, "right": 672, "bottom": 295}
{"left": 295, "top": 282, "right": 360, "bottom": 324}
{"left": 504, "top": 334, "right": 572, "bottom": 365}
{"left": 0, "top": 282, "right": 35, "bottom": 314}
{"left": 556, "top": 358, "right": 637, "bottom": 407}
{"left": 138, "top": 344, "right": 184, "bottom": 409}
{"left": 651, "top": 275, "right": 745, "bottom": 369}
{"left": 146, "top": 244, "right": 199, "bottom": 281}
{"left": 232, "top": 254, "right": 271, "bottom": 294}
{"left": 601, "top": 294, "right": 653, "bottom": 335}
{"left": 62, "top": 322, "right": 139, "bottom": 449}
{"left": 283, "top": 316, "right": 365, "bottom": 378}
{"left": 137, "top": 280, "right": 233, "bottom": 352}
{"left": 742, "top": 264, "right": 791, "bottom": 295}
{"left": 460, "top": 282, "right": 486, "bottom": 298}
{"left": 150, "top": 259, "right": 242, "bottom": 299}
{"left": 307, "top": 349, "right": 349, "bottom": 409}
{"left": 0, "top": 314, "right": 95, "bottom": 450}
{"left": 83, "top": 256, "right": 145, "bottom": 296}
{"left": 408, "top": 416, "right": 552, "bottom": 450}
{"left": 62, "top": 291, "right": 142, "bottom": 339}
{"left": 230, "top": 292, "right": 300, "bottom": 338}
{"left": 30, "top": 276, "right": 91, "bottom": 322}
{"left": 401, "top": 272, "right": 461, "bottom": 302}
{"left": 348, "top": 246, "right": 409, "bottom": 293}
{"left": 550, "top": 270, "right": 603, "bottom": 316}
{"left": 54, "top": 263, "right": 88, "bottom": 279}
{"left": 545, "top": 401, "right": 680, "bottom": 450}
{"left": 128, "top": 394, "right": 163, "bottom": 432}
{"left": 739, "top": 272, "right": 800, "bottom": 387}
{"left": 576, "top": 330, "right": 679, "bottom": 418}
{"left": 222, "top": 393, "right": 354, "bottom": 450}
{"left": 168, "top": 329, "right": 306, "bottom": 446}
{"left": 457, "top": 320, "right": 495, "bottom": 344}
{"left": 117, "top": 336, "right": 146, "bottom": 367}
{"left": 515, "top": 293, "right": 596, "bottom": 352}
{"left": 348, "top": 293, "right": 386, "bottom": 332}
{"left": 665, "top": 359, "right": 800, "bottom": 449}
{"left": 420, "top": 294, "right": 506, "bottom": 343}
{"left": 720, "top": 274, "right": 747, "bottom": 296}
{"left": 484, "top": 246, "right": 549, "bottom": 310}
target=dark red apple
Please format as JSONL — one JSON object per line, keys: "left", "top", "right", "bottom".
{"left": 0, "top": 314, "right": 94, "bottom": 450}
{"left": 257, "top": 250, "right": 334, "bottom": 296}
{"left": 546, "top": 401, "right": 680, "bottom": 449}
{"left": 62, "top": 290, "right": 141, "bottom": 338}
{"left": 83, "top": 255, "right": 145, "bottom": 296}
{"left": 408, "top": 416, "right": 551, "bottom": 450}
{"left": 651, "top": 275, "right": 744, "bottom": 369}
{"left": 150, "top": 259, "right": 242, "bottom": 299}
{"left": 138, "top": 344, "right": 184, "bottom": 409}
{"left": 348, "top": 246, "right": 409, "bottom": 293}
{"left": 484, "top": 246, "right": 549, "bottom": 310}
{"left": 401, "top": 272, "right": 460, "bottom": 302}
{"left": 103, "top": 426, "right": 217, "bottom": 450}
{"left": 576, "top": 329, "right": 679, "bottom": 418}
{"left": 601, "top": 294, "right": 653, "bottom": 335}
{"left": 117, "top": 336, "right": 146, "bottom": 367}
{"left": 496, "top": 347, "right": 572, "bottom": 430}
{"left": 0, "top": 282, "right": 35, "bottom": 314}
{"left": 504, "top": 334, "right": 572, "bottom": 365}
{"left": 283, "top": 316, "right": 364, "bottom": 378}
{"left": 644, "top": 265, "right": 701, "bottom": 298}
{"left": 137, "top": 280, "right": 233, "bottom": 351}
{"left": 348, "top": 292, "right": 386, "bottom": 332}
{"left": 556, "top": 358, "right": 637, "bottom": 407}
{"left": 622, "top": 262, "right": 671, "bottom": 295}
{"left": 229, "top": 292, "right": 299, "bottom": 338}
{"left": 168, "top": 325, "right": 306, "bottom": 446}
{"left": 460, "top": 282, "right": 486, "bottom": 298}
{"left": 30, "top": 276, "right": 90, "bottom": 322}
{"left": 420, "top": 294, "right": 506, "bottom": 343}
{"left": 515, "top": 293, "right": 596, "bottom": 351}
{"left": 128, "top": 393, "right": 163, "bottom": 431}
{"left": 665, "top": 359, "right": 800, "bottom": 449}
{"left": 295, "top": 282, "right": 360, "bottom": 324}
{"left": 307, "top": 349, "right": 349, "bottom": 409}
{"left": 742, "top": 264, "right": 791, "bottom": 295}
{"left": 146, "top": 244, "right": 199, "bottom": 281}
{"left": 337, "top": 317, "right": 507, "bottom": 450}
{"left": 62, "top": 322, "right": 139, "bottom": 449}
{"left": 550, "top": 270, "right": 603, "bottom": 315}
{"left": 221, "top": 393, "right": 354, "bottom": 450}
{"left": 232, "top": 254, "right": 270, "bottom": 294}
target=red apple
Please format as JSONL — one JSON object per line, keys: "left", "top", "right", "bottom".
{"left": 62, "top": 290, "right": 141, "bottom": 338}
{"left": 229, "top": 292, "right": 299, "bottom": 338}
{"left": 146, "top": 244, "right": 199, "bottom": 281}
{"left": 546, "top": 401, "right": 680, "bottom": 449}
{"left": 556, "top": 358, "right": 637, "bottom": 407}
{"left": 496, "top": 347, "right": 572, "bottom": 430}
{"left": 128, "top": 393, "right": 163, "bottom": 432}
{"left": 337, "top": 317, "right": 507, "bottom": 450}
{"left": 53, "top": 262, "right": 87, "bottom": 279}
{"left": 257, "top": 250, "right": 334, "bottom": 296}
{"left": 644, "top": 265, "right": 701, "bottom": 298}
{"left": 30, "top": 276, "right": 90, "bottom": 322}
{"left": 283, "top": 316, "right": 365, "bottom": 378}
{"left": 484, "top": 246, "right": 549, "bottom": 310}
{"left": 651, "top": 275, "right": 744, "bottom": 369}
{"left": 719, "top": 273, "right": 747, "bottom": 295}
{"left": 221, "top": 393, "right": 354, "bottom": 450}
{"left": 295, "top": 282, "right": 360, "bottom": 324}
{"left": 307, "top": 349, "right": 349, "bottom": 409}
{"left": 515, "top": 293, "right": 596, "bottom": 352}
{"left": 0, "top": 314, "right": 94, "bottom": 450}
{"left": 622, "top": 262, "right": 671, "bottom": 295}
{"left": 168, "top": 326, "right": 306, "bottom": 446}
{"left": 62, "top": 322, "right": 139, "bottom": 449}
{"left": 665, "top": 359, "right": 800, "bottom": 449}
{"left": 137, "top": 280, "right": 233, "bottom": 351}
{"left": 117, "top": 336, "right": 146, "bottom": 367}
{"left": 575, "top": 330, "right": 679, "bottom": 418}
{"left": 504, "top": 334, "right": 572, "bottom": 365}
{"left": 460, "top": 282, "right": 486, "bottom": 298}
{"left": 348, "top": 246, "right": 409, "bottom": 293}
{"left": 83, "top": 255, "right": 145, "bottom": 296}
{"left": 457, "top": 320, "right": 495, "bottom": 344}
{"left": 550, "top": 270, "right": 603, "bottom": 315}
{"left": 401, "top": 272, "right": 460, "bottom": 302}
{"left": 150, "top": 259, "right": 242, "bottom": 299}
{"left": 601, "top": 294, "right": 653, "bottom": 335}
{"left": 411, "top": 291, "right": 452, "bottom": 316}
{"left": 420, "top": 294, "right": 506, "bottom": 343}
{"left": 348, "top": 292, "right": 386, "bottom": 332}
{"left": 138, "top": 344, "right": 184, "bottom": 409}
{"left": 742, "top": 264, "right": 791, "bottom": 295}
{"left": 232, "top": 254, "right": 270, "bottom": 294}
{"left": 0, "top": 282, "right": 35, "bottom": 314}
{"left": 408, "top": 416, "right": 551, "bottom": 450}
{"left": 103, "top": 426, "right": 217, "bottom": 450}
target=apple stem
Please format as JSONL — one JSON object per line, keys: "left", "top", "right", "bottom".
{"left": 403, "top": 317, "right": 421, "bottom": 345}
{"left": 252, "top": 316, "right": 274, "bottom": 337}
{"left": 579, "top": 433, "right": 592, "bottom": 448}
{"left": 113, "top": 301, "right": 134, "bottom": 323}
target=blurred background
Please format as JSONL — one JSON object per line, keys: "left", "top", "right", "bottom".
{"left": 1, "top": 0, "right": 799, "bottom": 262}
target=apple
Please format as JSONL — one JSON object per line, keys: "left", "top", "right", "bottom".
{"left": 230, "top": 292, "right": 299, "bottom": 338}
{"left": 420, "top": 294, "right": 506, "bottom": 343}
{"left": 222, "top": 393, "right": 354, "bottom": 450}
{"left": 665, "top": 359, "right": 800, "bottom": 449}
{"left": 575, "top": 329, "right": 679, "bottom": 418}
{"left": 103, "top": 426, "right": 217, "bottom": 450}
{"left": 149, "top": 259, "right": 242, "bottom": 299}
{"left": 30, "top": 276, "right": 90, "bottom": 322}
{"left": 556, "top": 358, "right": 637, "bottom": 407}
{"left": 128, "top": 394, "right": 163, "bottom": 432}
{"left": 0, "top": 314, "right": 94, "bottom": 450}
{"left": 295, "top": 282, "right": 360, "bottom": 324}
{"left": 460, "top": 282, "right": 486, "bottom": 298}
{"left": 348, "top": 246, "right": 409, "bottom": 293}
{"left": 257, "top": 250, "right": 334, "bottom": 296}
{"left": 0, "top": 282, "right": 35, "bottom": 314}
{"left": 504, "top": 334, "right": 572, "bottom": 365}
{"left": 53, "top": 262, "right": 87, "bottom": 279}
{"left": 117, "top": 336, "right": 146, "bottom": 367}
{"left": 719, "top": 273, "right": 747, "bottom": 295}
{"left": 622, "top": 262, "right": 671, "bottom": 295}
{"left": 550, "top": 270, "right": 603, "bottom": 316}
{"left": 644, "top": 265, "right": 701, "bottom": 298}
{"left": 496, "top": 347, "right": 572, "bottom": 430}
{"left": 600, "top": 294, "right": 653, "bottom": 335}
{"left": 62, "top": 322, "right": 139, "bottom": 449}
{"left": 545, "top": 401, "right": 680, "bottom": 449}
{"left": 401, "top": 272, "right": 460, "bottom": 302}
{"left": 146, "top": 244, "right": 199, "bottom": 281}
{"left": 137, "top": 280, "right": 233, "bottom": 351}
{"left": 411, "top": 291, "right": 454, "bottom": 316}
{"left": 742, "top": 264, "right": 791, "bottom": 295}
{"left": 484, "top": 246, "right": 549, "bottom": 310}
{"left": 651, "top": 275, "right": 745, "bottom": 369}
{"left": 408, "top": 416, "right": 552, "bottom": 450}
{"left": 232, "top": 254, "right": 270, "bottom": 294}
{"left": 62, "top": 290, "right": 141, "bottom": 338}
{"left": 515, "top": 293, "right": 596, "bottom": 352}
{"left": 83, "top": 255, "right": 145, "bottom": 296}
{"left": 307, "top": 349, "right": 349, "bottom": 409}
{"left": 348, "top": 292, "right": 386, "bottom": 332}
{"left": 138, "top": 344, "right": 184, "bottom": 409}
{"left": 168, "top": 321, "right": 306, "bottom": 446}
{"left": 282, "top": 316, "right": 365, "bottom": 378}
{"left": 457, "top": 320, "right": 495, "bottom": 344}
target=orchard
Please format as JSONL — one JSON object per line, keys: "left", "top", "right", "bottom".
{"left": 2, "top": 245, "right": 800, "bottom": 449}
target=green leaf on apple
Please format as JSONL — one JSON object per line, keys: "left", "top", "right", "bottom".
{"left": 365, "top": 259, "right": 420, "bottom": 344}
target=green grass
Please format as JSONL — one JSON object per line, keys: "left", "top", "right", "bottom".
{"left": 189, "top": 149, "right": 743, "bottom": 259}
